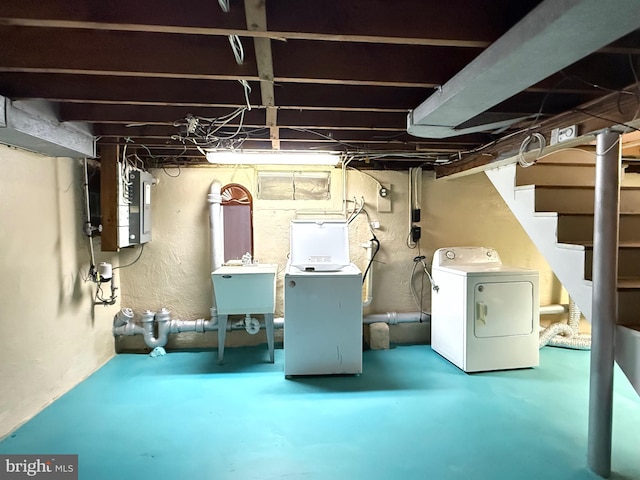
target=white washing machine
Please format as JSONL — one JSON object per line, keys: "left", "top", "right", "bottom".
{"left": 431, "top": 246, "right": 539, "bottom": 372}
{"left": 284, "top": 262, "right": 362, "bottom": 376}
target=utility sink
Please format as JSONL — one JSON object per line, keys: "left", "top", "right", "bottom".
{"left": 211, "top": 264, "right": 278, "bottom": 364}
{"left": 212, "top": 264, "right": 277, "bottom": 314}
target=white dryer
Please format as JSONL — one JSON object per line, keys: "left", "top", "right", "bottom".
{"left": 431, "top": 246, "right": 539, "bottom": 372}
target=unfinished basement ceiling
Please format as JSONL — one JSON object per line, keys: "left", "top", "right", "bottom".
{"left": 1, "top": 0, "right": 640, "bottom": 173}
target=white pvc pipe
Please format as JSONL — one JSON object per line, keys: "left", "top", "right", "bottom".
{"left": 361, "top": 241, "right": 374, "bottom": 307}
{"left": 117, "top": 302, "right": 576, "bottom": 349}
{"left": 208, "top": 180, "right": 224, "bottom": 322}
{"left": 362, "top": 304, "right": 567, "bottom": 326}
{"left": 363, "top": 311, "right": 429, "bottom": 324}
{"left": 342, "top": 157, "right": 350, "bottom": 216}
{"left": 539, "top": 304, "right": 569, "bottom": 315}
{"left": 208, "top": 180, "right": 224, "bottom": 272}
{"left": 113, "top": 310, "right": 285, "bottom": 348}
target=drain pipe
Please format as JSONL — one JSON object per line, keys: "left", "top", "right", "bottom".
{"left": 361, "top": 241, "right": 374, "bottom": 308}
{"left": 113, "top": 308, "right": 284, "bottom": 349}
{"left": 208, "top": 180, "right": 224, "bottom": 324}
{"left": 363, "top": 312, "right": 429, "bottom": 324}
{"left": 363, "top": 303, "right": 568, "bottom": 326}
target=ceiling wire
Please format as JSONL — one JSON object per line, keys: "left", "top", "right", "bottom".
{"left": 228, "top": 35, "right": 245, "bottom": 65}
{"left": 217, "top": 0, "right": 253, "bottom": 114}
{"left": 517, "top": 132, "right": 546, "bottom": 168}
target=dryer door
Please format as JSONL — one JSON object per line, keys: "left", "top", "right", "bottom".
{"left": 473, "top": 281, "right": 534, "bottom": 338}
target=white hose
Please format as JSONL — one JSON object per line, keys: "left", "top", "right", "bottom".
{"left": 539, "top": 298, "right": 591, "bottom": 350}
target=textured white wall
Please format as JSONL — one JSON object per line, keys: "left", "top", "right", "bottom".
{"left": 118, "top": 165, "right": 560, "bottom": 350}
{"left": 0, "top": 146, "right": 119, "bottom": 439}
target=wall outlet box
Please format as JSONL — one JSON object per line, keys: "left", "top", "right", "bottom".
{"left": 551, "top": 125, "right": 578, "bottom": 145}
{"left": 411, "top": 225, "right": 421, "bottom": 242}
{"left": 377, "top": 183, "right": 391, "bottom": 213}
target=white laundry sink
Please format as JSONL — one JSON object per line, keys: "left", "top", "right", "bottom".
{"left": 212, "top": 264, "right": 277, "bottom": 314}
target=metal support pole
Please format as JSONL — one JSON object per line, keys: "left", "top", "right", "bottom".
{"left": 588, "top": 129, "right": 621, "bottom": 477}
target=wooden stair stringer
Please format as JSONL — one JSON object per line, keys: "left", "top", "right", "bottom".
{"left": 486, "top": 163, "right": 593, "bottom": 321}
{"left": 616, "top": 325, "right": 640, "bottom": 396}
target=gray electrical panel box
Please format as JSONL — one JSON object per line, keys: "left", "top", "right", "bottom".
{"left": 128, "top": 170, "right": 153, "bottom": 245}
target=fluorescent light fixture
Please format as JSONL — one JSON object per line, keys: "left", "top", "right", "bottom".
{"left": 206, "top": 151, "right": 340, "bottom": 166}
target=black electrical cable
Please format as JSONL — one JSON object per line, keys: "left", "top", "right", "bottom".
{"left": 113, "top": 244, "right": 145, "bottom": 270}
{"left": 572, "top": 109, "right": 640, "bottom": 133}
{"left": 362, "top": 236, "right": 380, "bottom": 285}
{"left": 410, "top": 256, "right": 427, "bottom": 317}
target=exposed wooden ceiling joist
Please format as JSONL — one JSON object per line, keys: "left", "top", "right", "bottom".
{"left": 435, "top": 81, "right": 640, "bottom": 177}
{"left": 0, "top": 0, "right": 638, "bottom": 171}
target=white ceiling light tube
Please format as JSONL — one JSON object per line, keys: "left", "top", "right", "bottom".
{"left": 206, "top": 151, "right": 340, "bottom": 166}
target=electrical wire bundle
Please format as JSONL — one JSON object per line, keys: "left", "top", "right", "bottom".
{"left": 345, "top": 197, "right": 380, "bottom": 285}
{"left": 171, "top": 108, "right": 249, "bottom": 151}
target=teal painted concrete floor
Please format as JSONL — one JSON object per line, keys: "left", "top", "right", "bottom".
{"left": 1, "top": 346, "right": 639, "bottom": 480}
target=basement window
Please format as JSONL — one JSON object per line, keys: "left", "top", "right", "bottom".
{"left": 257, "top": 171, "right": 331, "bottom": 200}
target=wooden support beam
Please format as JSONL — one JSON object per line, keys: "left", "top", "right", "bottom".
{"left": 244, "top": 0, "right": 278, "bottom": 149}
{"left": 435, "top": 82, "right": 640, "bottom": 178}
{"left": 3, "top": 15, "right": 639, "bottom": 54}
{"left": 99, "top": 144, "right": 119, "bottom": 252}
{"left": 0, "top": 17, "right": 490, "bottom": 47}
{"left": 0, "top": 67, "right": 260, "bottom": 82}
{"left": 266, "top": 106, "right": 280, "bottom": 150}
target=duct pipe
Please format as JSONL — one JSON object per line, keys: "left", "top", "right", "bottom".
{"left": 588, "top": 129, "right": 621, "bottom": 477}
{"left": 363, "top": 312, "right": 429, "bottom": 325}
{"left": 208, "top": 180, "right": 224, "bottom": 323}
{"left": 539, "top": 299, "right": 591, "bottom": 350}
{"left": 549, "top": 298, "right": 591, "bottom": 350}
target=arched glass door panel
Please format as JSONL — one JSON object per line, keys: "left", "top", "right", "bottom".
{"left": 221, "top": 183, "right": 253, "bottom": 262}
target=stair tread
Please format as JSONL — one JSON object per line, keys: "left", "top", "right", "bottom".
{"left": 556, "top": 243, "right": 585, "bottom": 251}
{"left": 558, "top": 212, "right": 640, "bottom": 217}
{"left": 618, "top": 278, "right": 640, "bottom": 289}
{"left": 577, "top": 241, "right": 640, "bottom": 248}
{"left": 534, "top": 185, "right": 640, "bottom": 190}
{"left": 532, "top": 212, "right": 558, "bottom": 218}
{"left": 618, "top": 324, "right": 640, "bottom": 333}
{"left": 530, "top": 161, "right": 595, "bottom": 166}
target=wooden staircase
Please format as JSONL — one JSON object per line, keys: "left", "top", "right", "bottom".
{"left": 485, "top": 148, "right": 640, "bottom": 395}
